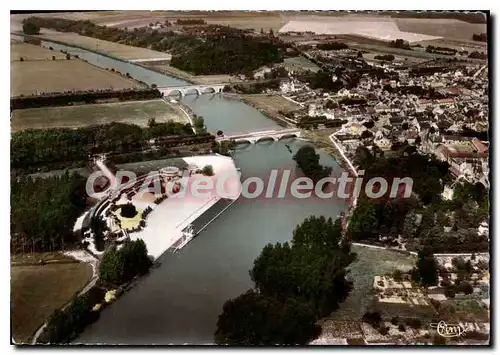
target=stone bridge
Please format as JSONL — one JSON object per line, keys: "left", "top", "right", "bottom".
{"left": 216, "top": 128, "right": 302, "bottom": 144}
{"left": 159, "top": 84, "right": 227, "bottom": 97}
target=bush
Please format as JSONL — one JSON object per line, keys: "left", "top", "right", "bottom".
{"left": 363, "top": 311, "right": 381, "bottom": 326}
{"left": 120, "top": 203, "right": 137, "bottom": 218}
{"left": 444, "top": 286, "right": 456, "bottom": 298}
{"left": 392, "top": 269, "right": 403, "bottom": 281}
{"left": 406, "top": 318, "right": 422, "bottom": 329}
{"left": 379, "top": 326, "right": 389, "bottom": 335}
{"left": 202, "top": 164, "right": 214, "bottom": 176}
{"left": 22, "top": 21, "right": 40, "bottom": 35}
{"left": 457, "top": 281, "right": 474, "bottom": 295}
{"left": 391, "top": 316, "right": 399, "bottom": 325}
{"left": 398, "top": 324, "right": 406, "bottom": 332}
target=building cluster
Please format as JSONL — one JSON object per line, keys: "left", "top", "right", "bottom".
{"left": 277, "top": 57, "right": 489, "bottom": 189}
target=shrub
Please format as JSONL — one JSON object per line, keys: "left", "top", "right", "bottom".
{"left": 444, "top": 286, "right": 456, "bottom": 298}
{"left": 391, "top": 316, "right": 399, "bottom": 325}
{"left": 379, "top": 326, "right": 389, "bottom": 335}
{"left": 398, "top": 324, "right": 406, "bottom": 332}
{"left": 202, "top": 164, "right": 214, "bottom": 176}
{"left": 457, "top": 281, "right": 474, "bottom": 295}
{"left": 121, "top": 203, "right": 137, "bottom": 218}
{"left": 406, "top": 318, "right": 422, "bottom": 329}
{"left": 362, "top": 311, "right": 381, "bottom": 327}
{"left": 392, "top": 269, "right": 403, "bottom": 281}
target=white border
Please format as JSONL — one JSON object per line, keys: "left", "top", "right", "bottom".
{"left": 3, "top": 2, "right": 496, "bottom": 354}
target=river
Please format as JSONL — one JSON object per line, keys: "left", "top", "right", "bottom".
{"left": 12, "top": 34, "right": 349, "bottom": 344}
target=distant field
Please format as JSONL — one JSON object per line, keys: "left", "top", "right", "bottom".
{"left": 333, "top": 245, "right": 416, "bottom": 320}
{"left": 242, "top": 94, "right": 302, "bottom": 114}
{"left": 11, "top": 262, "right": 93, "bottom": 343}
{"left": 11, "top": 99, "right": 188, "bottom": 131}
{"left": 283, "top": 56, "right": 321, "bottom": 73}
{"left": 34, "top": 29, "right": 172, "bottom": 61}
{"left": 11, "top": 59, "right": 143, "bottom": 97}
{"left": 11, "top": 42, "right": 66, "bottom": 61}
{"left": 395, "top": 18, "right": 487, "bottom": 41}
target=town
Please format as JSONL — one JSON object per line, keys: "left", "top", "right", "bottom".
{"left": 10, "top": 10, "right": 489, "bottom": 346}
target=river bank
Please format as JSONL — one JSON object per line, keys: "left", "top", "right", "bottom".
{"left": 224, "top": 93, "right": 296, "bottom": 128}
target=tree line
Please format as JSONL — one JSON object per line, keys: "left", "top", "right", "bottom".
{"left": 22, "top": 17, "right": 286, "bottom": 76}
{"left": 11, "top": 121, "right": 210, "bottom": 174}
{"left": 11, "top": 88, "right": 161, "bottom": 109}
{"left": 11, "top": 172, "right": 87, "bottom": 253}
{"left": 472, "top": 33, "right": 487, "bottom": 42}
{"left": 215, "top": 216, "right": 355, "bottom": 345}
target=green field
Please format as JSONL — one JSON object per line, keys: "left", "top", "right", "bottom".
{"left": 333, "top": 245, "right": 416, "bottom": 320}
{"left": 12, "top": 99, "right": 188, "bottom": 132}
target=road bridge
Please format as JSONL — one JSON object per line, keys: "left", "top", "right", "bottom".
{"left": 159, "top": 84, "right": 227, "bottom": 97}
{"left": 216, "top": 128, "right": 302, "bottom": 144}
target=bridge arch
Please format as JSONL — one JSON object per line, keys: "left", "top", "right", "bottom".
{"left": 278, "top": 134, "right": 298, "bottom": 141}
{"left": 255, "top": 136, "right": 276, "bottom": 143}
{"left": 183, "top": 88, "right": 201, "bottom": 96}
{"left": 200, "top": 87, "right": 216, "bottom": 94}
{"left": 234, "top": 139, "right": 253, "bottom": 145}
{"left": 166, "top": 89, "right": 184, "bottom": 98}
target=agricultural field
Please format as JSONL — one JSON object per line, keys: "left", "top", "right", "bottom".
{"left": 395, "top": 18, "right": 487, "bottom": 41}
{"left": 32, "top": 29, "right": 172, "bottom": 61}
{"left": 10, "top": 41, "right": 66, "bottom": 61}
{"left": 283, "top": 56, "right": 321, "bottom": 73}
{"left": 241, "top": 94, "right": 303, "bottom": 115}
{"left": 333, "top": 245, "right": 416, "bottom": 320}
{"left": 11, "top": 262, "right": 93, "bottom": 343}
{"left": 11, "top": 58, "right": 143, "bottom": 97}
{"left": 11, "top": 99, "right": 188, "bottom": 132}
{"left": 278, "top": 16, "right": 442, "bottom": 43}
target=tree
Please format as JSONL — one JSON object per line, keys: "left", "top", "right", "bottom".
{"left": 347, "top": 200, "right": 379, "bottom": 241}
{"left": 99, "top": 239, "right": 151, "bottom": 285}
{"left": 457, "top": 281, "right": 474, "bottom": 295}
{"left": 392, "top": 269, "right": 403, "bottom": 281}
{"left": 22, "top": 21, "right": 40, "bottom": 35}
{"left": 214, "top": 290, "right": 319, "bottom": 345}
{"left": 416, "top": 247, "right": 438, "bottom": 286}
{"left": 293, "top": 145, "right": 332, "bottom": 183}
{"left": 201, "top": 164, "right": 214, "bottom": 176}
{"left": 52, "top": 55, "right": 56, "bottom": 60}
{"left": 19, "top": 57, "right": 24, "bottom": 62}
{"left": 292, "top": 216, "right": 342, "bottom": 250}
{"left": 65, "top": 53, "right": 71, "bottom": 60}
{"left": 120, "top": 203, "right": 137, "bottom": 218}
{"left": 90, "top": 216, "right": 108, "bottom": 251}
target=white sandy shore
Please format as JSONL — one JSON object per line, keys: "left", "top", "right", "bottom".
{"left": 129, "top": 155, "right": 241, "bottom": 259}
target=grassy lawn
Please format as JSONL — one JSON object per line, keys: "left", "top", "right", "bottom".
{"left": 11, "top": 99, "right": 188, "bottom": 132}
{"left": 333, "top": 245, "right": 416, "bottom": 320}
{"left": 11, "top": 262, "right": 93, "bottom": 343}
{"left": 11, "top": 252, "right": 76, "bottom": 265}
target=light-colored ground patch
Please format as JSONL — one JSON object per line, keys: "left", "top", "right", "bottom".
{"left": 11, "top": 99, "right": 188, "bottom": 132}
{"left": 279, "top": 16, "right": 442, "bottom": 43}
{"left": 242, "top": 94, "right": 302, "bottom": 114}
{"left": 283, "top": 56, "right": 321, "bottom": 73}
{"left": 11, "top": 42, "right": 67, "bottom": 61}
{"left": 395, "top": 18, "right": 487, "bottom": 41}
{"left": 11, "top": 59, "right": 143, "bottom": 97}
{"left": 146, "top": 63, "right": 242, "bottom": 85}
{"left": 11, "top": 262, "right": 93, "bottom": 344}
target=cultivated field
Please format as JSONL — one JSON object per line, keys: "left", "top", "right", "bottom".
{"left": 11, "top": 42, "right": 66, "bottom": 61}
{"left": 242, "top": 94, "right": 302, "bottom": 115}
{"left": 395, "top": 18, "right": 487, "bottom": 41}
{"left": 279, "top": 16, "right": 442, "bottom": 43}
{"left": 333, "top": 245, "right": 416, "bottom": 320}
{"left": 11, "top": 99, "right": 188, "bottom": 131}
{"left": 11, "top": 59, "right": 143, "bottom": 97}
{"left": 33, "top": 29, "right": 172, "bottom": 61}
{"left": 11, "top": 262, "right": 93, "bottom": 343}
{"left": 283, "top": 56, "right": 321, "bottom": 72}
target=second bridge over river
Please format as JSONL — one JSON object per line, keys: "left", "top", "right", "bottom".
{"left": 215, "top": 128, "right": 302, "bottom": 144}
